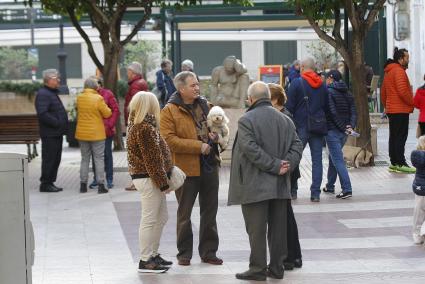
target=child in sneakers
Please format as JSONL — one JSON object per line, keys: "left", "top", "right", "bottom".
{"left": 410, "top": 135, "right": 425, "bottom": 244}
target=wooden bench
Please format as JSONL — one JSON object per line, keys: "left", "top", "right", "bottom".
{"left": 0, "top": 114, "right": 40, "bottom": 161}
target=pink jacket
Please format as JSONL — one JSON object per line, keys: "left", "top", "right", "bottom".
{"left": 124, "top": 75, "right": 148, "bottom": 125}
{"left": 98, "top": 87, "right": 120, "bottom": 137}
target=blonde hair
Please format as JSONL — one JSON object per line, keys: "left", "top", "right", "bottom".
{"left": 128, "top": 91, "right": 160, "bottom": 128}
{"left": 418, "top": 135, "right": 425, "bottom": 150}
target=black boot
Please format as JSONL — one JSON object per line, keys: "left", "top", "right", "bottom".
{"left": 80, "top": 183, "right": 87, "bottom": 193}
{"left": 98, "top": 184, "right": 108, "bottom": 194}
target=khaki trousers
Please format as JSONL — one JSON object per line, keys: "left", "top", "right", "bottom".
{"left": 133, "top": 178, "right": 168, "bottom": 261}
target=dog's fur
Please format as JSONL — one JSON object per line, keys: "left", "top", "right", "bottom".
{"left": 207, "top": 106, "right": 230, "bottom": 150}
{"left": 343, "top": 145, "right": 373, "bottom": 168}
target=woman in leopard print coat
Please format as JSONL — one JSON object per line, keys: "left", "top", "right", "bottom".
{"left": 127, "top": 91, "right": 173, "bottom": 273}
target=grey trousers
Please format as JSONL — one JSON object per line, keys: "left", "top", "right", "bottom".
{"left": 241, "top": 199, "right": 288, "bottom": 276}
{"left": 79, "top": 140, "right": 105, "bottom": 184}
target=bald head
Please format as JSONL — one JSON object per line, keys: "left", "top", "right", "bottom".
{"left": 247, "top": 81, "right": 271, "bottom": 104}
{"left": 301, "top": 57, "right": 316, "bottom": 73}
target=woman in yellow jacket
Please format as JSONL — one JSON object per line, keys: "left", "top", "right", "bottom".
{"left": 75, "top": 76, "right": 112, "bottom": 193}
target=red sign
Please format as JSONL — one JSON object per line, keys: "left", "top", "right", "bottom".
{"left": 258, "top": 65, "right": 283, "bottom": 85}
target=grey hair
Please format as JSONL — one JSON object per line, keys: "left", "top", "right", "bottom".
{"left": 174, "top": 71, "right": 197, "bottom": 90}
{"left": 42, "top": 69, "right": 59, "bottom": 83}
{"left": 127, "top": 61, "right": 143, "bottom": 75}
{"left": 301, "top": 57, "right": 316, "bottom": 71}
{"left": 83, "top": 76, "right": 99, "bottom": 90}
{"left": 181, "top": 59, "right": 194, "bottom": 70}
{"left": 292, "top": 59, "right": 300, "bottom": 66}
{"left": 247, "top": 81, "right": 270, "bottom": 101}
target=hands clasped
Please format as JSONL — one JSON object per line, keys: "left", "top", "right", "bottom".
{"left": 279, "top": 160, "right": 290, "bottom": 175}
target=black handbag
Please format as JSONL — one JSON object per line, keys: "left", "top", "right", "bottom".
{"left": 300, "top": 79, "right": 328, "bottom": 136}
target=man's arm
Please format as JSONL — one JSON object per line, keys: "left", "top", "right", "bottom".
{"left": 35, "top": 94, "right": 60, "bottom": 127}
{"left": 237, "top": 117, "right": 281, "bottom": 174}
{"left": 160, "top": 107, "right": 203, "bottom": 154}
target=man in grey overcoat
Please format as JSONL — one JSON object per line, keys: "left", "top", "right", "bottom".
{"left": 228, "top": 81, "right": 303, "bottom": 281}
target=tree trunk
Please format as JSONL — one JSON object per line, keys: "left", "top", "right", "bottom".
{"left": 348, "top": 33, "right": 374, "bottom": 165}
{"left": 103, "top": 44, "right": 125, "bottom": 151}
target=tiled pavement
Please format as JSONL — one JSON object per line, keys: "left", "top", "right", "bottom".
{"left": 1, "top": 116, "right": 425, "bottom": 284}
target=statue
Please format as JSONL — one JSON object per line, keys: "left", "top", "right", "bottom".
{"left": 210, "top": 56, "right": 250, "bottom": 108}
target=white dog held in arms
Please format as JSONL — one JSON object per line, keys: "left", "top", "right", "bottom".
{"left": 207, "top": 106, "right": 230, "bottom": 150}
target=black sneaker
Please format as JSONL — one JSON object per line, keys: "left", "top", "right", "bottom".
{"left": 336, "top": 191, "right": 352, "bottom": 199}
{"left": 152, "top": 254, "right": 173, "bottom": 266}
{"left": 322, "top": 187, "right": 335, "bottom": 194}
{"left": 138, "top": 258, "right": 169, "bottom": 273}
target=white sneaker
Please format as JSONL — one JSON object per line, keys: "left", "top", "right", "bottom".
{"left": 413, "top": 233, "right": 424, "bottom": 245}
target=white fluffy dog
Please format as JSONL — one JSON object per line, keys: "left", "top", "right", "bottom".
{"left": 207, "top": 106, "right": 230, "bottom": 150}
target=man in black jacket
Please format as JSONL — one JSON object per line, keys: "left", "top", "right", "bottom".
{"left": 35, "top": 69, "right": 68, "bottom": 192}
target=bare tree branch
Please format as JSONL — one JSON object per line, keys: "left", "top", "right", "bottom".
{"left": 66, "top": 6, "right": 103, "bottom": 72}
{"left": 110, "top": 3, "right": 126, "bottom": 44}
{"left": 343, "top": 0, "right": 359, "bottom": 31}
{"left": 83, "top": 0, "right": 110, "bottom": 26}
{"left": 120, "top": 1, "right": 153, "bottom": 46}
{"left": 365, "top": 0, "right": 386, "bottom": 30}
{"left": 305, "top": 16, "right": 351, "bottom": 66}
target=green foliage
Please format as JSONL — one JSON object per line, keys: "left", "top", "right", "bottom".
{"left": 0, "top": 47, "right": 37, "bottom": 80}
{"left": 116, "top": 79, "right": 128, "bottom": 98}
{"left": 0, "top": 81, "right": 42, "bottom": 97}
{"left": 123, "top": 40, "right": 162, "bottom": 79}
{"left": 287, "top": 0, "right": 339, "bottom": 25}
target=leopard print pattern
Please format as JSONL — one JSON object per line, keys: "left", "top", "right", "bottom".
{"left": 127, "top": 114, "right": 173, "bottom": 190}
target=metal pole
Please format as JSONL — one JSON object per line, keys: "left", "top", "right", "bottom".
{"left": 57, "top": 17, "right": 69, "bottom": 94}
{"left": 161, "top": 8, "right": 167, "bottom": 58}
{"left": 170, "top": 21, "right": 175, "bottom": 74}
{"left": 29, "top": 8, "right": 36, "bottom": 81}
{"left": 344, "top": 8, "right": 350, "bottom": 87}
{"left": 176, "top": 28, "right": 181, "bottom": 73}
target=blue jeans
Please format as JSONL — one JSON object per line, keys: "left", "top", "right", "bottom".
{"left": 298, "top": 128, "right": 324, "bottom": 198}
{"left": 92, "top": 136, "right": 113, "bottom": 183}
{"left": 325, "top": 129, "right": 352, "bottom": 193}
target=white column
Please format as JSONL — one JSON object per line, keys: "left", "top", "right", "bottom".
{"left": 80, "top": 41, "right": 104, "bottom": 80}
{"left": 241, "top": 40, "right": 264, "bottom": 80}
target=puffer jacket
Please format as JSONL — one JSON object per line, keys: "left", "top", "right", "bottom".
{"left": 75, "top": 88, "right": 112, "bottom": 141}
{"left": 381, "top": 63, "right": 414, "bottom": 114}
{"left": 35, "top": 85, "right": 68, "bottom": 138}
{"left": 127, "top": 114, "right": 173, "bottom": 191}
{"left": 160, "top": 93, "right": 211, "bottom": 177}
{"left": 124, "top": 75, "right": 148, "bottom": 125}
{"left": 98, "top": 87, "right": 120, "bottom": 137}
{"left": 413, "top": 85, "right": 425, "bottom": 122}
{"left": 327, "top": 81, "right": 357, "bottom": 132}
{"left": 411, "top": 150, "right": 425, "bottom": 196}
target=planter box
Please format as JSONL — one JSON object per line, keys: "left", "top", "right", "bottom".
{"left": 344, "top": 124, "right": 378, "bottom": 156}
{"left": 66, "top": 121, "right": 79, "bottom": 148}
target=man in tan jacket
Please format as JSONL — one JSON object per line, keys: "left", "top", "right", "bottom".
{"left": 160, "top": 71, "right": 223, "bottom": 266}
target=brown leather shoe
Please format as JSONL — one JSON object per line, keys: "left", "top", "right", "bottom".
{"left": 177, "top": 258, "right": 191, "bottom": 266}
{"left": 125, "top": 183, "right": 136, "bottom": 191}
{"left": 201, "top": 256, "right": 223, "bottom": 265}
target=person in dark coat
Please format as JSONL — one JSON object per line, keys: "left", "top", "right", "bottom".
{"left": 287, "top": 60, "right": 301, "bottom": 84}
{"left": 323, "top": 70, "right": 357, "bottom": 199}
{"left": 228, "top": 81, "right": 303, "bottom": 281}
{"left": 286, "top": 57, "right": 330, "bottom": 202}
{"left": 156, "top": 59, "right": 177, "bottom": 107}
{"left": 269, "top": 83, "right": 303, "bottom": 271}
{"left": 34, "top": 69, "right": 68, "bottom": 193}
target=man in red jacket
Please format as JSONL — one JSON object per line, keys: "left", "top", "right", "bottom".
{"left": 124, "top": 62, "right": 149, "bottom": 190}
{"left": 124, "top": 62, "right": 148, "bottom": 126}
{"left": 381, "top": 47, "right": 415, "bottom": 173}
{"left": 89, "top": 78, "right": 120, "bottom": 189}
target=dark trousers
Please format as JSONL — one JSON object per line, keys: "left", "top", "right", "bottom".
{"left": 40, "top": 136, "right": 63, "bottom": 184}
{"left": 241, "top": 199, "right": 288, "bottom": 276}
{"left": 92, "top": 136, "right": 114, "bottom": 182}
{"left": 175, "top": 166, "right": 219, "bottom": 260}
{"left": 286, "top": 200, "right": 302, "bottom": 261}
{"left": 388, "top": 113, "right": 409, "bottom": 165}
{"left": 419, "top": 122, "right": 425, "bottom": 136}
